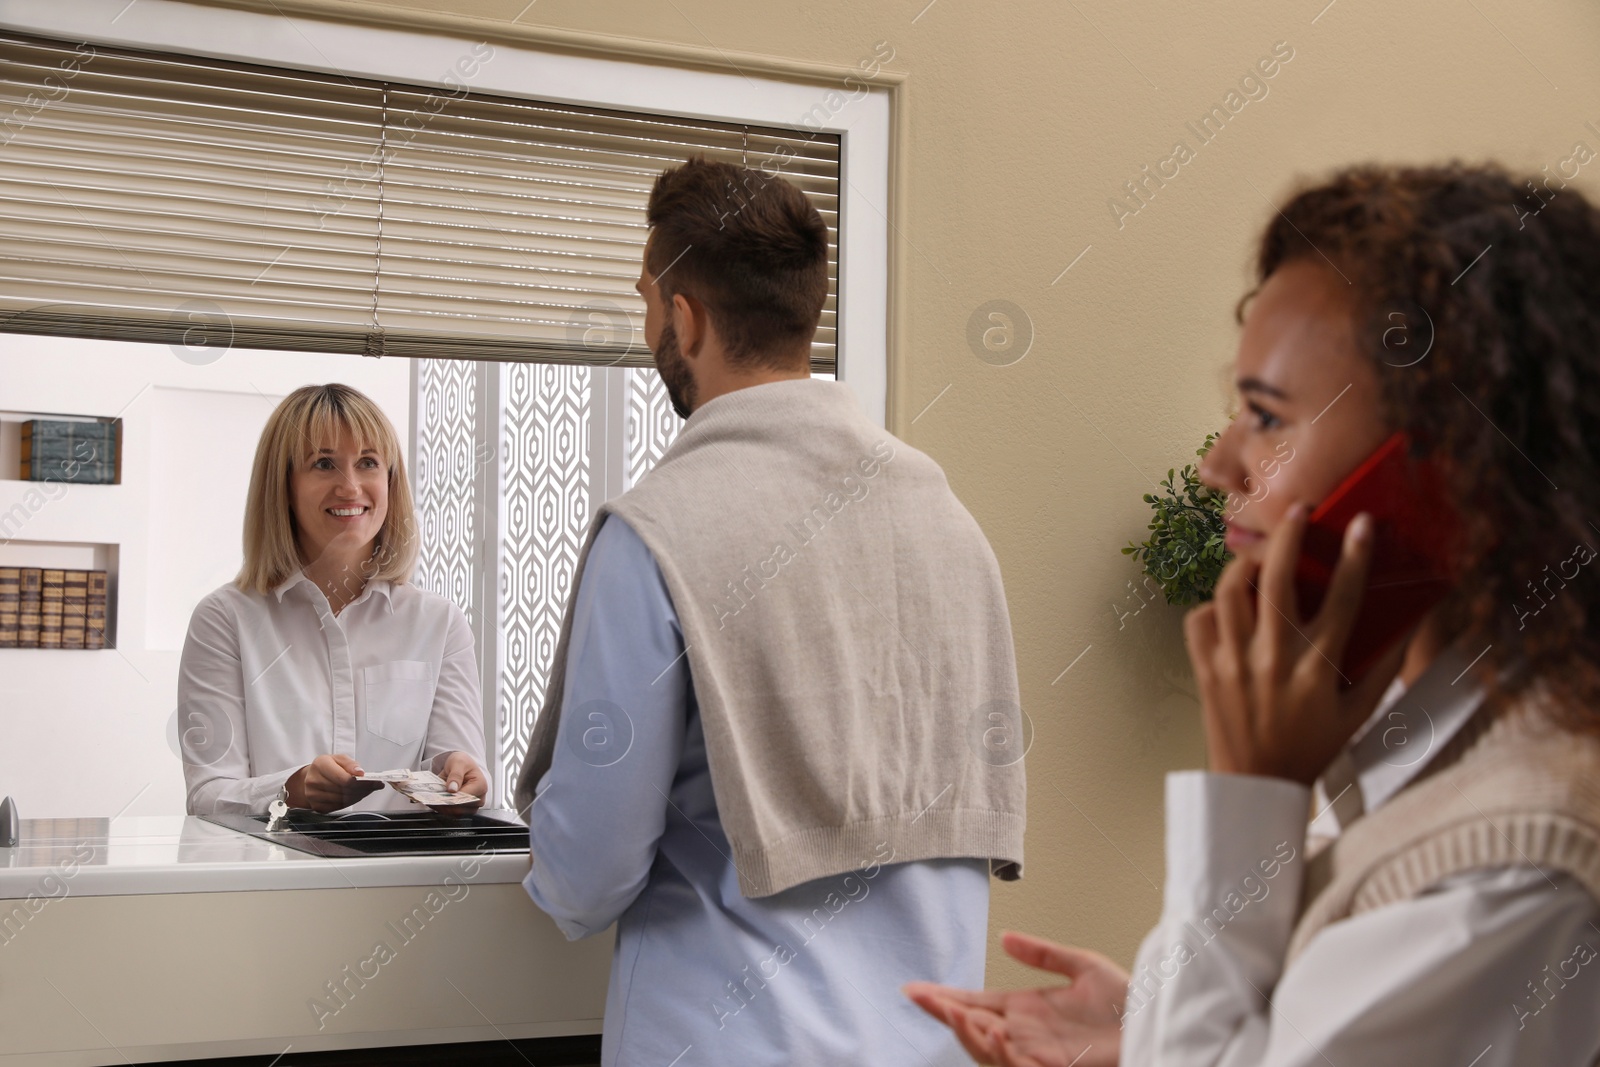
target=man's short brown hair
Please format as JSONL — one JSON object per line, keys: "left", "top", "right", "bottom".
{"left": 645, "top": 156, "right": 828, "bottom": 369}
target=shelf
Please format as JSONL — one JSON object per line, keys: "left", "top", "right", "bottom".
{"left": 0, "top": 479, "right": 127, "bottom": 544}
{"left": 0, "top": 541, "right": 120, "bottom": 649}
{"left": 0, "top": 411, "right": 123, "bottom": 486}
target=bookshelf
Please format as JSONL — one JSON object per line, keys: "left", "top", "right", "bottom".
{"left": 0, "top": 410, "right": 123, "bottom": 649}
{"left": 0, "top": 544, "right": 119, "bottom": 650}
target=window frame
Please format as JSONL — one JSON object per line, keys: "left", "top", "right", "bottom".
{"left": 0, "top": 0, "right": 893, "bottom": 799}
{"left": 0, "top": 0, "right": 890, "bottom": 422}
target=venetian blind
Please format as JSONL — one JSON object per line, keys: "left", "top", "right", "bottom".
{"left": 0, "top": 31, "right": 841, "bottom": 371}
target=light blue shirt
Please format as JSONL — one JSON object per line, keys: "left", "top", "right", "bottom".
{"left": 524, "top": 515, "right": 990, "bottom": 1066}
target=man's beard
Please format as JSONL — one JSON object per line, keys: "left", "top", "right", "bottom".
{"left": 653, "top": 318, "right": 697, "bottom": 420}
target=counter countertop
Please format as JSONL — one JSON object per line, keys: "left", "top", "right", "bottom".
{"left": 0, "top": 814, "right": 533, "bottom": 899}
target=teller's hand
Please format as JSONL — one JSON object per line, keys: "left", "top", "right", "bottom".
{"left": 287, "top": 754, "right": 384, "bottom": 813}
{"left": 426, "top": 751, "right": 489, "bottom": 818}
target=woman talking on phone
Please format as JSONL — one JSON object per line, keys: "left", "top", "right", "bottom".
{"left": 177, "top": 383, "right": 488, "bottom": 815}
{"left": 907, "top": 163, "right": 1600, "bottom": 1065}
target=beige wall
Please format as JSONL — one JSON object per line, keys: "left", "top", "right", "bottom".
{"left": 224, "top": 0, "right": 1600, "bottom": 986}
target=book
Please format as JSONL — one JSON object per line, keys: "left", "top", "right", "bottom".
{"left": 64, "top": 572, "right": 86, "bottom": 606}
{"left": 20, "top": 420, "right": 118, "bottom": 484}
{"left": 85, "top": 603, "right": 106, "bottom": 649}
{"left": 39, "top": 609, "right": 62, "bottom": 648}
{"left": 85, "top": 570, "right": 108, "bottom": 648}
{"left": 19, "top": 568, "right": 42, "bottom": 649}
{"left": 19, "top": 420, "right": 115, "bottom": 444}
{"left": 0, "top": 568, "right": 17, "bottom": 646}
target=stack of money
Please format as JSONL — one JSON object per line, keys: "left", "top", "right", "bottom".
{"left": 356, "top": 769, "right": 479, "bottom": 807}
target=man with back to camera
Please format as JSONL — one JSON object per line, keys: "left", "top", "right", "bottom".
{"left": 514, "top": 155, "right": 1026, "bottom": 1065}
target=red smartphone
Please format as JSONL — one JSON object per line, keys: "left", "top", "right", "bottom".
{"left": 1289, "top": 431, "right": 1459, "bottom": 686}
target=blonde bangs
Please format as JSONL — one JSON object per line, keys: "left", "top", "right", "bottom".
{"left": 236, "top": 384, "right": 418, "bottom": 594}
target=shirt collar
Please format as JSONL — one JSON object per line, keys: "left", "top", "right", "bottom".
{"left": 1311, "top": 635, "right": 1490, "bottom": 838}
{"left": 271, "top": 571, "right": 395, "bottom": 614}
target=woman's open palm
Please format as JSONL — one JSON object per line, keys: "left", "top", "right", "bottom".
{"left": 905, "top": 932, "right": 1128, "bottom": 1067}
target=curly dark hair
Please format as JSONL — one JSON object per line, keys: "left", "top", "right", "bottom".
{"left": 1236, "top": 162, "right": 1600, "bottom": 727}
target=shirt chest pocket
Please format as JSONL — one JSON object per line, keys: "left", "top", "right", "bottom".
{"left": 361, "top": 660, "right": 436, "bottom": 746}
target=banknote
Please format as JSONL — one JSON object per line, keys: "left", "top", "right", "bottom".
{"left": 355, "top": 769, "right": 477, "bottom": 805}
{"left": 402, "top": 790, "right": 480, "bottom": 806}
{"left": 353, "top": 768, "right": 418, "bottom": 783}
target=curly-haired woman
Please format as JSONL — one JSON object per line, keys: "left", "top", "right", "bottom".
{"left": 907, "top": 163, "right": 1600, "bottom": 1066}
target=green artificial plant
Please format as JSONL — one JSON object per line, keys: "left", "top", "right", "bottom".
{"left": 1122, "top": 432, "right": 1230, "bottom": 606}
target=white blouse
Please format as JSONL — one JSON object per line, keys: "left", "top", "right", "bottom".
{"left": 176, "top": 572, "right": 485, "bottom": 814}
{"left": 1120, "top": 643, "right": 1600, "bottom": 1066}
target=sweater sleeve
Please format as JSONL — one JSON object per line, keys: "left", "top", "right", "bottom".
{"left": 1120, "top": 771, "right": 1600, "bottom": 1067}
{"left": 522, "top": 515, "right": 691, "bottom": 939}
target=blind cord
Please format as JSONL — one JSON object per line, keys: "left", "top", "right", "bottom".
{"left": 366, "top": 83, "right": 389, "bottom": 358}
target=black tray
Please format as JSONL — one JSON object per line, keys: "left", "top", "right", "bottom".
{"left": 200, "top": 808, "right": 530, "bottom": 859}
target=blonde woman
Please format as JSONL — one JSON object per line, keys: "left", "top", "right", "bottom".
{"left": 178, "top": 383, "right": 487, "bottom": 815}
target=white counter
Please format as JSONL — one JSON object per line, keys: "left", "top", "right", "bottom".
{"left": 0, "top": 814, "right": 612, "bottom": 1066}
{"left": 0, "top": 814, "right": 535, "bottom": 899}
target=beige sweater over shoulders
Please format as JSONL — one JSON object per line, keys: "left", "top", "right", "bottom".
{"left": 514, "top": 378, "right": 1026, "bottom": 897}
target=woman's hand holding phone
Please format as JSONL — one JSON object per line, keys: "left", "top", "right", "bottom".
{"left": 1184, "top": 503, "right": 1409, "bottom": 785}
{"left": 287, "top": 753, "right": 385, "bottom": 812}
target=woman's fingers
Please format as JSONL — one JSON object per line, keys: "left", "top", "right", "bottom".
{"left": 1183, "top": 604, "right": 1220, "bottom": 687}
{"left": 1312, "top": 512, "right": 1374, "bottom": 668}
{"left": 1256, "top": 502, "right": 1309, "bottom": 635}
{"left": 299, "top": 754, "right": 384, "bottom": 811}
{"left": 319, "top": 754, "right": 358, "bottom": 785}
{"left": 904, "top": 982, "right": 1012, "bottom": 1013}
{"left": 1216, "top": 559, "right": 1254, "bottom": 643}
{"left": 905, "top": 985, "right": 965, "bottom": 1023}
{"left": 1211, "top": 557, "right": 1259, "bottom": 672}
{"left": 906, "top": 987, "right": 1003, "bottom": 1064}
{"left": 446, "top": 755, "right": 489, "bottom": 796}
{"left": 1001, "top": 932, "right": 1116, "bottom": 983}
{"left": 904, "top": 984, "right": 958, "bottom": 1025}
{"left": 947, "top": 1002, "right": 1004, "bottom": 1065}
